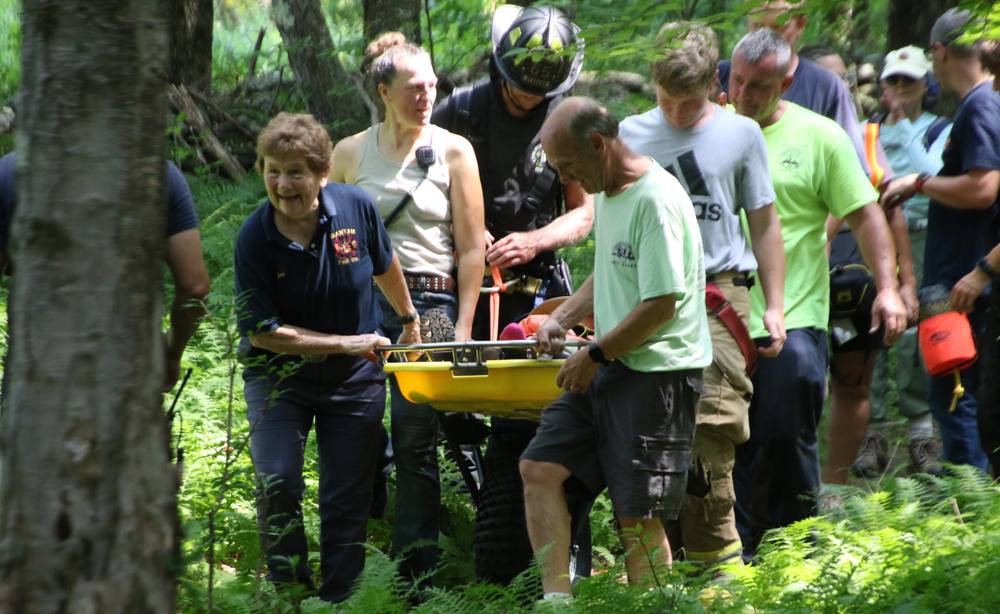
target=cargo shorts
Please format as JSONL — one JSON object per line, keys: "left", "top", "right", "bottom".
{"left": 522, "top": 361, "right": 702, "bottom": 520}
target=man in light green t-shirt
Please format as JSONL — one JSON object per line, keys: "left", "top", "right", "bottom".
{"left": 519, "top": 97, "right": 711, "bottom": 598}
{"left": 728, "top": 28, "right": 907, "bottom": 560}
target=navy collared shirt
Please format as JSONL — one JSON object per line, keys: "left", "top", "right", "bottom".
{"left": 923, "top": 82, "right": 1000, "bottom": 289}
{"left": 234, "top": 182, "right": 394, "bottom": 338}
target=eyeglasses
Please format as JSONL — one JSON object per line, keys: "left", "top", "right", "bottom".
{"left": 884, "top": 75, "right": 918, "bottom": 86}
{"left": 843, "top": 73, "right": 857, "bottom": 88}
{"left": 924, "top": 43, "right": 938, "bottom": 60}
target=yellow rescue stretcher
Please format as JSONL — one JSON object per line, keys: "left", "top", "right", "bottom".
{"left": 380, "top": 340, "right": 589, "bottom": 419}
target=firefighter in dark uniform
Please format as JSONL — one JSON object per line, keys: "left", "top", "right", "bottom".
{"left": 431, "top": 4, "right": 593, "bottom": 583}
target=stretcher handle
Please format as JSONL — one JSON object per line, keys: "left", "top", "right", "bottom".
{"left": 379, "top": 339, "right": 590, "bottom": 353}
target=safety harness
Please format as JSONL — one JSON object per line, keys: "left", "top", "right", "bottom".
{"left": 444, "top": 79, "right": 564, "bottom": 235}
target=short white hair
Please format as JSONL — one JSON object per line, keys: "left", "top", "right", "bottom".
{"left": 733, "top": 29, "right": 792, "bottom": 77}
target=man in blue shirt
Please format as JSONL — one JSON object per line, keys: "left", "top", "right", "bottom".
{"left": 0, "top": 152, "right": 210, "bottom": 391}
{"left": 881, "top": 9, "right": 1000, "bottom": 471}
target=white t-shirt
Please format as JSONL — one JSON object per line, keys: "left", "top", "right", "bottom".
{"left": 620, "top": 104, "right": 776, "bottom": 275}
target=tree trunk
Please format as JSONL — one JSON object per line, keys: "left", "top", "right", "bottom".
{"left": 887, "top": 0, "right": 962, "bottom": 117}
{"left": 887, "top": 0, "right": 960, "bottom": 50}
{"left": 272, "top": 0, "right": 372, "bottom": 139}
{"left": 168, "top": 0, "right": 213, "bottom": 89}
{"left": 363, "top": 0, "right": 422, "bottom": 45}
{"left": 0, "top": 2, "right": 177, "bottom": 613}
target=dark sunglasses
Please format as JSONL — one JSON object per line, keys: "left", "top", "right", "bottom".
{"left": 884, "top": 75, "right": 918, "bottom": 86}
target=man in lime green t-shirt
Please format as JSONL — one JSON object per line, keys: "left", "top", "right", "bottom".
{"left": 519, "top": 97, "right": 711, "bottom": 598}
{"left": 728, "top": 29, "right": 907, "bottom": 560}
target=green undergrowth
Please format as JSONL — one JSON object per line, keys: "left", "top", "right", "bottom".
{"left": 0, "top": 149, "right": 997, "bottom": 614}
{"left": 180, "top": 468, "right": 1000, "bottom": 614}
{"left": 169, "top": 171, "right": 1000, "bottom": 613}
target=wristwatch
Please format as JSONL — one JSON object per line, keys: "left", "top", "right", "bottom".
{"left": 914, "top": 171, "right": 932, "bottom": 195}
{"left": 588, "top": 342, "right": 611, "bottom": 366}
{"left": 976, "top": 258, "right": 1000, "bottom": 279}
{"left": 397, "top": 311, "right": 419, "bottom": 325}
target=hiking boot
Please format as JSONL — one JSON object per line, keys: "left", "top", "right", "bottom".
{"left": 909, "top": 437, "right": 944, "bottom": 475}
{"left": 852, "top": 432, "right": 889, "bottom": 478}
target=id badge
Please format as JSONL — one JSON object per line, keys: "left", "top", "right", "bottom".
{"left": 831, "top": 318, "right": 858, "bottom": 345}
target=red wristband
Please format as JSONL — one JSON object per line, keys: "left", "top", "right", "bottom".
{"left": 914, "top": 172, "right": 931, "bottom": 194}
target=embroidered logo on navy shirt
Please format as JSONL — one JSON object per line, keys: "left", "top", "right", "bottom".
{"left": 332, "top": 228, "right": 359, "bottom": 264}
{"left": 611, "top": 242, "right": 637, "bottom": 268}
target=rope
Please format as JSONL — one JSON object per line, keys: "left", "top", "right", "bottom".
{"left": 484, "top": 231, "right": 506, "bottom": 341}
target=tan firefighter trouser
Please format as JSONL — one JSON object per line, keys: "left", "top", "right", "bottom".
{"left": 665, "top": 273, "right": 753, "bottom": 568}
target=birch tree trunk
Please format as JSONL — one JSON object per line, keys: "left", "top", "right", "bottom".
{"left": 0, "top": 1, "right": 177, "bottom": 613}
{"left": 272, "top": 0, "right": 372, "bottom": 138}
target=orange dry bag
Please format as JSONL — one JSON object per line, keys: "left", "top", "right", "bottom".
{"left": 918, "top": 311, "right": 978, "bottom": 412}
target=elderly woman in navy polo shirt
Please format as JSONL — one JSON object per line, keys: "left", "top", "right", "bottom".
{"left": 234, "top": 112, "right": 419, "bottom": 602}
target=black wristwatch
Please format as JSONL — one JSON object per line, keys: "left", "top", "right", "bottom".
{"left": 397, "top": 311, "right": 419, "bottom": 325}
{"left": 588, "top": 342, "right": 611, "bottom": 366}
{"left": 976, "top": 258, "right": 1000, "bottom": 279}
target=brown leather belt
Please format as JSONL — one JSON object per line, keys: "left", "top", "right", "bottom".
{"left": 405, "top": 274, "right": 455, "bottom": 292}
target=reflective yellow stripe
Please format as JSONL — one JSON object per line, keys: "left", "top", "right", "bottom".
{"left": 865, "top": 122, "right": 885, "bottom": 188}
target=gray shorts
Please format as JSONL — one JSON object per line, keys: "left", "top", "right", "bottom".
{"left": 522, "top": 361, "right": 703, "bottom": 520}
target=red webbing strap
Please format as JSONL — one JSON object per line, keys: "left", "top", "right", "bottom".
{"left": 485, "top": 231, "right": 506, "bottom": 341}
{"left": 865, "top": 122, "right": 885, "bottom": 189}
{"left": 705, "top": 281, "right": 758, "bottom": 376}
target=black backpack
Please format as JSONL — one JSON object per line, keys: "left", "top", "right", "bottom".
{"left": 440, "top": 79, "right": 563, "bottom": 235}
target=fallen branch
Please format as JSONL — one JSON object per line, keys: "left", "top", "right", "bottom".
{"left": 168, "top": 84, "right": 247, "bottom": 180}
{"left": 185, "top": 86, "right": 258, "bottom": 147}
{"left": 350, "top": 73, "right": 380, "bottom": 126}
{"left": 575, "top": 70, "right": 655, "bottom": 98}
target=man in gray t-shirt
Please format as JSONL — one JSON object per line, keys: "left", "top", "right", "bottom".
{"left": 619, "top": 23, "right": 786, "bottom": 568}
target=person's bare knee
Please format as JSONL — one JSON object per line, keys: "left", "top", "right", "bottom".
{"left": 831, "top": 377, "right": 872, "bottom": 403}
{"left": 830, "top": 351, "right": 876, "bottom": 399}
{"left": 519, "top": 459, "right": 570, "bottom": 489}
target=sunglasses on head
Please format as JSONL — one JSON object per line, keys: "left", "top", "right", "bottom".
{"left": 884, "top": 75, "right": 918, "bottom": 86}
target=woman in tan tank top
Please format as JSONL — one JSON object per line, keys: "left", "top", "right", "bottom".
{"left": 329, "top": 32, "right": 485, "bottom": 587}
{"left": 331, "top": 33, "right": 484, "bottom": 341}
